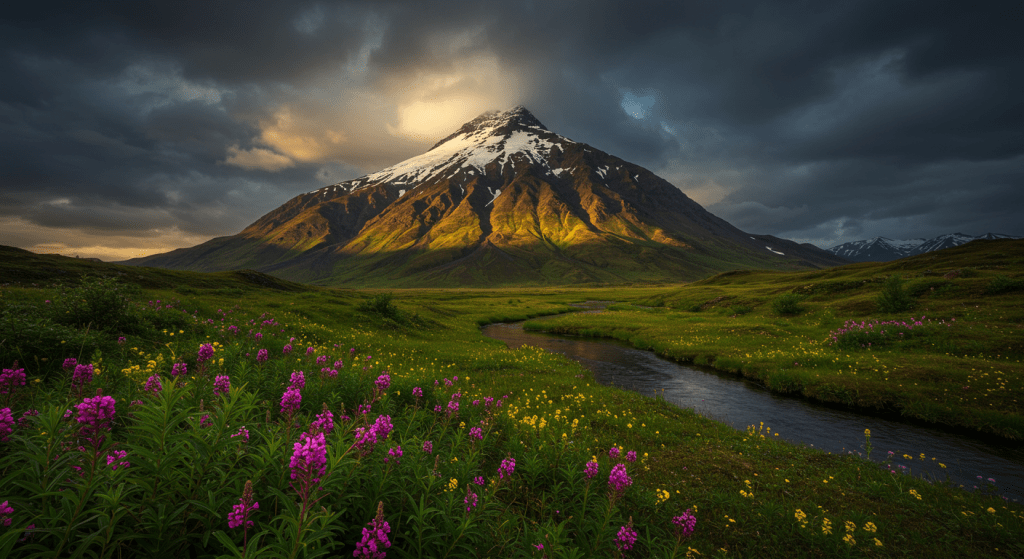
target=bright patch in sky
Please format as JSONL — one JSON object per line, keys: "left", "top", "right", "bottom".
{"left": 620, "top": 90, "right": 656, "bottom": 119}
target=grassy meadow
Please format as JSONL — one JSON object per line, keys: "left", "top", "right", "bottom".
{"left": 0, "top": 243, "right": 1023, "bottom": 557}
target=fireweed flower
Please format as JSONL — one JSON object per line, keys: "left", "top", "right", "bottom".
{"left": 422, "top": 440, "right": 433, "bottom": 454}
{"left": 609, "top": 447, "right": 620, "bottom": 460}
{"left": 0, "top": 501, "right": 12, "bottom": 527}
{"left": 584, "top": 460, "right": 599, "bottom": 480}
{"left": 144, "top": 374, "right": 162, "bottom": 394}
{"left": 353, "top": 502, "right": 391, "bottom": 559}
{"left": 71, "top": 364, "right": 94, "bottom": 392}
{"left": 282, "top": 344, "right": 293, "bottom": 355}
{"left": 106, "top": 450, "right": 130, "bottom": 471}
{"left": 1, "top": 367, "right": 27, "bottom": 394}
{"left": 213, "top": 375, "right": 231, "bottom": 396}
{"left": 615, "top": 518, "right": 637, "bottom": 553}
{"left": 385, "top": 445, "right": 402, "bottom": 464}
{"left": 290, "top": 432, "right": 327, "bottom": 483}
{"left": 0, "top": 407, "right": 14, "bottom": 442}
{"left": 608, "top": 463, "right": 632, "bottom": 494}
{"left": 673, "top": 509, "right": 697, "bottom": 539}
{"left": 306, "top": 346, "right": 315, "bottom": 356}
{"left": 373, "top": 415, "right": 394, "bottom": 439}
{"left": 474, "top": 476, "right": 485, "bottom": 486}
{"left": 76, "top": 393, "right": 116, "bottom": 447}
{"left": 62, "top": 358, "right": 78, "bottom": 370}
{"left": 197, "top": 344, "right": 215, "bottom": 363}
{"left": 316, "top": 355, "right": 328, "bottom": 366}
{"left": 280, "top": 387, "right": 301, "bottom": 417}
{"left": 469, "top": 427, "right": 483, "bottom": 441}
{"left": 464, "top": 487, "right": 478, "bottom": 513}
{"left": 412, "top": 387, "right": 423, "bottom": 398}
{"left": 228, "top": 480, "right": 259, "bottom": 529}
{"left": 231, "top": 427, "right": 250, "bottom": 442}
{"left": 289, "top": 371, "right": 306, "bottom": 390}
{"left": 311, "top": 405, "right": 334, "bottom": 434}
{"left": 499, "top": 457, "right": 516, "bottom": 479}
{"left": 171, "top": 363, "right": 187, "bottom": 377}
{"left": 626, "top": 450, "right": 637, "bottom": 463}
{"left": 256, "top": 349, "right": 268, "bottom": 363}
{"left": 375, "top": 373, "right": 391, "bottom": 392}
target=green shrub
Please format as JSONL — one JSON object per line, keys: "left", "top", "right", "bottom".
{"left": 875, "top": 275, "right": 915, "bottom": 313}
{"left": 357, "top": 292, "right": 402, "bottom": 321}
{"left": 986, "top": 275, "right": 1024, "bottom": 295}
{"left": 728, "top": 305, "right": 753, "bottom": 315}
{"left": 771, "top": 293, "right": 806, "bottom": 315}
{"left": 44, "top": 275, "right": 160, "bottom": 339}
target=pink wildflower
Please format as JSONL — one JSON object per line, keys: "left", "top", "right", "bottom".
{"left": 0, "top": 367, "right": 26, "bottom": 394}
{"left": 584, "top": 460, "right": 599, "bottom": 480}
{"left": 213, "top": 375, "right": 231, "bottom": 396}
{"left": 499, "top": 457, "right": 516, "bottom": 479}
{"left": 256, "top": 349, "right": 268, "bottom": 363}
{"left": 289, "top": 431, "right": 327, "bottom": 483}
{"left": 144, "top": 374, "right": 162, "bottom": 394}
{"left": 672, "top": 509, "right": 697, "bottom": 539}
{"left": 171, "top": 362, "right": 187, "bottom": 377}
{"left": 280, "top": 387, "right": 301, "bottom": 417}
{"left": 106, "top": 450, "right": 130, "bottom": 471}
{"left": 197, "top": 344, "right": 214, "bottom": 363}
{"left": 289, "top": 371, "right": 305, "bottom": 390}
{"left": 608, "top": 463, "right": 632, "bottom": 493}
{"left": 0, "top": 407, "right": 14, "bottom": 442}
{"left": 353, "top": 502, "right": 391, "bottom": 559}
{"left": 0, "top": 501, "right": 12, "bottom": 527}
{"left": 227, "top": 480, "right": 259, "bottom": 529}
{"left": 615, "top": 518, "right": 637, "bottom": 553}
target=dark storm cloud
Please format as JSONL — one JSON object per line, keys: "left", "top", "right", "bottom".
{"left": 1, "top": 0, "right": 1021, "bottom": 258}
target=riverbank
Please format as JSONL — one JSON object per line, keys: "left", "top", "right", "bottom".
{"left": 0, "top": 248, "right": 1022, "bottom": 557}
{"left": 524, "top": 241, "right": 1024, "bottom": 441}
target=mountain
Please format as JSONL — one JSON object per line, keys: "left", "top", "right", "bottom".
{"left": 826, "top": 233, "right": 1022, "bottom": 262}
{"left": 124, "top": 107, "right": 847, "bottom": 287}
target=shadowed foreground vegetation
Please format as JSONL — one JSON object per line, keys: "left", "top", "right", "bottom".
{"left": 0, "top": 243, "right": 1022, "bottom": 558}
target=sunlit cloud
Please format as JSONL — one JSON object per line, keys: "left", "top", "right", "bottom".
{"left": 223, "top": 145, "right": 295, "bottom": 171}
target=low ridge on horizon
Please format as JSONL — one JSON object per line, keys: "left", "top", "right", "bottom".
{"left": 123, "top": 106, "right": 848, "bottom": 287}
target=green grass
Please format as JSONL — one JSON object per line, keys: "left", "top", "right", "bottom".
{"left": 0, "top": 242, "right": 1022, "bottom": 557}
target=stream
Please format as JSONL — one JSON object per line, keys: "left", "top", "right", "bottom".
{"left": 481, "top": 303, "right": 1024, "bottom": 502}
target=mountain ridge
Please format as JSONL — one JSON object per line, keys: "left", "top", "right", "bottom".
{"left": 123, "top": 107, "right": 847, "bottom": 287}
{"left": 827, "top": 233, "right": 1022, "bottom": 262}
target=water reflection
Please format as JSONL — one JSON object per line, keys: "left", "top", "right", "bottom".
{"left": 482, "top": 318, "right": 1024, "bottom": 502}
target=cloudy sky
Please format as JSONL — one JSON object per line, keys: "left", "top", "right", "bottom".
{"left": 2, "top": 1, "right": 1021, "bottom": 260}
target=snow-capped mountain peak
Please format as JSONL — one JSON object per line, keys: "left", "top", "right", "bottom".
{"left": 313, "top": 107, "right": 570, "bottom": 200}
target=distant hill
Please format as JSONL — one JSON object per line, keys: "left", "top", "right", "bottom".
{"left": 826, "top": 233, "right": 1021, "bottom": 263}
{"left": 122, "top": 106, "right": 847, "bottom": 287}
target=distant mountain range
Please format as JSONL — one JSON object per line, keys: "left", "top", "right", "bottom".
{"left": 826, "top": 233, "right": 1022, "bottom": 262}
{"left": 123, "top": 106, "right": 846, "bottom": 287}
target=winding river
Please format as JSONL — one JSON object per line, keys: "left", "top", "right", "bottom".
{"left": 482, "top": 304, "right": 1024, "bottom": 502}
